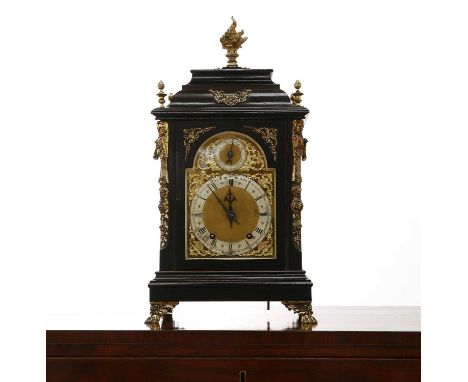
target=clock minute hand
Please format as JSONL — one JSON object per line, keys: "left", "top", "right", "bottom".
{"left": 211, "top": 188, "right": 229, "bottom": 214}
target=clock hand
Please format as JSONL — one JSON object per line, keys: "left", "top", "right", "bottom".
{"left": 212, "top": 189, "right": 240, "bottom": 226}
{"left": 211, "top": 188, "right": 230, "bottom": 214}
{"left": 226, "top": 140, "right": 234, "bottom": 165}
{"left": 224, "top": 187, "right": 240, "bottom": 227}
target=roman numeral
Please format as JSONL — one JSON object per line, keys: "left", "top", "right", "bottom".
{"left": 244, "top": 181, "right": 251, "bottom": 190}
{"left": 210, "top": 239, "right": 217, "bottom": 247}
{"left": 229, "top": 243, "right": 233, "bottom": 252}
{"left": 228, "top": 178, "right": 234, "bottom": 186}
{"left": 197, "top": 194, "right": 206, "bottom": 200}
{"left": 259, "top": 212, "right": 269, "bottom": 216}
{"left": 255, "top": 195, "right": 263, "bottom": 201}
{"left": 192, "top": 213, "right": 203, "bottom": 217}
{"left": 210, "top": 183, "right": 218, "bottom": 190}
{"left": 198, "top": 227, "right": 207, "bottom": 234}
{"left": 255, "top": 227, "right": 263, "bottom": 234}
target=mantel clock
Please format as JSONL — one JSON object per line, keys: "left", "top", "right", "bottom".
{"left": 147, "top": 18, "right": 316, "bottom": 327}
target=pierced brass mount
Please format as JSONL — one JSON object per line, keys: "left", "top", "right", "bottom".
{"left": 220, "top": 17, "right": 248, "bottom": 68}
{"left": 209, "top": 89, "right": 251, "bottom": 106}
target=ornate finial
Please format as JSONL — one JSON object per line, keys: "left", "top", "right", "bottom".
{"left": 157, "top": 80, "right": 167, "bottom": 108}
{"left": 290, "top": 80, "right": 303, "bottom": 105}
{"left": 220, "top": 17, "right": 248, "bottom": 68}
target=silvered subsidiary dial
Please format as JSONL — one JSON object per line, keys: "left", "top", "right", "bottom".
{"left": 214, "top": 138, "right": 247, "bottom": 171}
{"left": 190, "top": 174, "right": 272, "bottom": 256}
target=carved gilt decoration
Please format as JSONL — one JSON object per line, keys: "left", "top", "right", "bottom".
{"left": 246, "top": 126, "right": 278, "bottom": 161}
{"left": 183, "top": 127, "right": 215, "bottom": 160}
{"left": 209, "top": 89, "right": 251, "bottom": 106}
{"left": 154, "top": 121, "right": 169, "bottom": 249}
{"left": 291, "top": 119, "right": 306, "bottom": 250}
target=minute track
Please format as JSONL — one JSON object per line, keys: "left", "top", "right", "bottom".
{"left": 189, "top": 174, "right": 272, "bottom": 257}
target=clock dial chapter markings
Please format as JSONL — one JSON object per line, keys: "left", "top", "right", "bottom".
{"left": 190, "top": 174, "right": 272, "bottom": 256}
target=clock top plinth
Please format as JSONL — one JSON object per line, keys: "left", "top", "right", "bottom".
{"left": 152, "top": 68, "right": 309, "bottom": 120}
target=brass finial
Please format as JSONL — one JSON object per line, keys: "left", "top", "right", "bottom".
{"left": 157, "top": 80, "right": 167, "bottom": 108}
{"left": 290, "top": 80, "right": 303, "bottom": 105}
{"left": 220, "top": 17, "right": 248, "bottom": 68}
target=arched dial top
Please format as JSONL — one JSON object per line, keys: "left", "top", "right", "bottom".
{"left": 194, "top": 131, "right": 267, "bottom": 172}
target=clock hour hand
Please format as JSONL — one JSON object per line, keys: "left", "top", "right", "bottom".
{"left": 210, "top": 187, "right": 240, "bottom": 226}
{"left": 224, "top": 187, "right": 239, "bottom": 227}
{"left": 213, "top": 191, "right": 239, "bottom": 228}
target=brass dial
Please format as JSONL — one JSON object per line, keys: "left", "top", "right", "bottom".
{"left": 190, "top": 174, "right": 271, "bottom": 256}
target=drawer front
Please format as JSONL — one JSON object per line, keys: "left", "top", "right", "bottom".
{"left": 47, "top": 357, "right": 421, "bottom": 382}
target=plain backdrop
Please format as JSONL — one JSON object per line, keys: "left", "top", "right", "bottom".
{"left": 4, "top": 0, "right": 468, "bottom": 380}
{"left": 45, "top": 0, "right": 420, "bottom": 315}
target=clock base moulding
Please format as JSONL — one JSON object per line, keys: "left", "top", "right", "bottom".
{"left": 146, "top": 270, "right": 316, "bottom": 328}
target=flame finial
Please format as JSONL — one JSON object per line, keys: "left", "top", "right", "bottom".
{"left": 220, "top": 17, "right": 248, "bottom": 68}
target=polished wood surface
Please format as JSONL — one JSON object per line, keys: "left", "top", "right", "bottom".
{"left": 47, "top": 306, "right": 420, "bottom": 382}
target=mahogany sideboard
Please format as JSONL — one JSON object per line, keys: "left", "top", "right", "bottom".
{"left": 46, "top": 306, "right": 420, "bottom": 381}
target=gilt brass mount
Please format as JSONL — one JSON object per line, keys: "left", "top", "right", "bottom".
{"left": 145, "top": 301, "right": 179, "bottom": 328}
{"left": 220, "top": 17, "right": 248, "bottom": 68}
{"left": 154, "top": 121, "right": 169, "bottom": 249}
{"left": 157, "top": 80, "right": 167, "bottom": 108}
{"left": 282, "top": 301, "right": 317, "bottom": 326}
{"left": 290, "top": 80, "right": 303, "bottom": 105}
{"left": 209, "top": 89, "right": 251, "bottom": 106}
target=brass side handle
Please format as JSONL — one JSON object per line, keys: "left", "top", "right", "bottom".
{"left": 302, "top": 138, "right": 308, "bottom": 161}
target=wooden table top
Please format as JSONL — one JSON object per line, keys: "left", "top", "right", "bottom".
{"left": 47, "top": 304, "right": 420, "bottom": 332}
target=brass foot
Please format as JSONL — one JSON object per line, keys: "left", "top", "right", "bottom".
{"left": 282, "top": 301, "right": 318, "bottom": 326}
{"left": 145, "top": 301, "right": 179, "bottom": 329}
